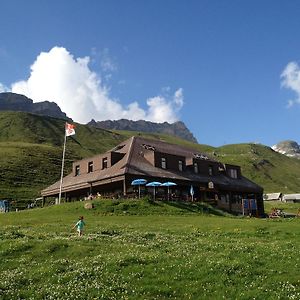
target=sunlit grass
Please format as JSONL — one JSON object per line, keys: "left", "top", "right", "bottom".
{"left": 264, "top": 200, "right": 300, "bottom": 214}
{"left": 0, "top": 200, "right": 299, "bottom": 299}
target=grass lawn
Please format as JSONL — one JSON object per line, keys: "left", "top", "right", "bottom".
{"left": 0, "top": 199, "right": 299, "bottom": 299}
{"left": 264, "top": 200, "right": 300, "bottom": 215}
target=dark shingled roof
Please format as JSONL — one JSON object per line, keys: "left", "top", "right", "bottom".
{"left": 42, "top": 136, "right": 263, "bottom": 196}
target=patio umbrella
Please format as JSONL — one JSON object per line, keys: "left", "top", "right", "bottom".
{"left": 146, "top": 181, "right": 162, "bottom": 200}
{"left": 161, "top": 182, "right": 177, "bottom": 200}
{"left": 131, "top": 179, "right": 147, "bottom": 198}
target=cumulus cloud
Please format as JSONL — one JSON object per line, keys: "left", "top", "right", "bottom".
{"left": 281, "top": 61, "right": 300, "bottom": 107}
{"left": 6, "top": 46, "right": 183, "bottom": 124}
{"left": 0, "top": 83, "right": 8, "bottom": 93}
{"left": 146, "top": 88, "right": 184, "bottom": 123}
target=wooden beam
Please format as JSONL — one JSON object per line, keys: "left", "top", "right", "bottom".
{"left": 123, "top": 178, "right": 127, "bottom": 196}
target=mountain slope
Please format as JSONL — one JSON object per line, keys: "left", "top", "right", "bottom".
{"left": 0, "top": 111, "right": 126, "bottom": 200}
{"left": 1, "top": 111, "right": 300, "bottom": 201}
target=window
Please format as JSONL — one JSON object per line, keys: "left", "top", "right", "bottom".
{"left": 161, "top": 157, "right": 167, "bottom": 169}
{"left": 88, "top": 161, "right": 93, "bottom": 173}
{"left": 208, "top": 166, "right": 213, "bottom": 176}
{"left": 194, "top": 162, "right": 198, "bottom": 174}
{"left": 229, "top": 169, "right": 238, "bottom": 179}
{"left": 75, "top": 165, "right": 80, "bottom": 176}
{"left": 178, "top": 160, "right": 183, "bottom": 171}
{"left": 231, "top": 194, "right": 242, "bottom": 204}
{"left": 102, "top": 157, "right": 108, "bottom": 169}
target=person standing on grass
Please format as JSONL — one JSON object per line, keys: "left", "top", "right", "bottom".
{"left": 73, "top": 216, "right": 86, "bottom": 236}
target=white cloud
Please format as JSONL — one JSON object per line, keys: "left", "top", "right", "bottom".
{"left": 0, "top": 83, "right": 8, "bottom": 93}
{"left": 281, "top": 61, "right": 300, "bottom": 107}
{"left": 146, "top": 88, "right": 184, "bottom": 123}
{"left": 100, "top": 48, "right": 117, "bottom": 73}
{"left": 174, "top": 88, "right": 184, "bottom": 108}
{"left": 5, "top": 46, "right": 183, "bottom": 124}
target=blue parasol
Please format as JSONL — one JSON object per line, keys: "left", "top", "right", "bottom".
{"left": 131, "top": 179, "right": 147, "bottom": 198}
{"left": 161, "top": 182, "right": 177, "bottom": 200}
{"left": 146, "top": 181, "right": 162, "bottom": 200}
{"left": 131, "top": 179, "right": 147, "bottom": 185}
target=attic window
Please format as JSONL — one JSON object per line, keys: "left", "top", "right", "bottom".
{"left": 194, "top": 163, "right": 198, "bottom": 174}
{"left": 193, "top": 153, "right": 209, "bottom": 160}
{"left": 88, "top": 161, "right": 93, "bottom": 173}
{"left": 208, "top": 165, "right": 213, "bottom": 176}
{"left": 178, "top": 160, "right": 183, "bottom": 171}
{"left": 161, "top": 157, "right": 167, "bottom": 169}
{"left": 229, "top": 169, "right": 238, "bottom": 179}
{"left": 142, "top": 144, "right": 156, "bottom": 151}
{"left": 75, "top": 165, "right": 80, "bottom": 176}
{"left": 102, "top": 157, "right": 108, "bottom": 169}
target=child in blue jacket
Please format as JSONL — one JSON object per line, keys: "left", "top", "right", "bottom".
{"left": 73, "top": 216, "right": 86, "bottom": 236}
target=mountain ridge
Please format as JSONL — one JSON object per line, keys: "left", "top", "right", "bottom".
{"left": 88, "top": 118, "right": 198, "bottom": 143}
{"left": 0, "top": 92, "right": 71, "bottom": 121}
{"left": 0, "top": 92, "right": 198, "bottom": 143}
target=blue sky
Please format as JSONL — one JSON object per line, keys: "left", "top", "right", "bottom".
{"left": 1, "top": 0, "right": 300, "bottom": 146}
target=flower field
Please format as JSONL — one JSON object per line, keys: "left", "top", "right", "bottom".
{"left": 0, "top": 200, "right": 299, "bottom": 299}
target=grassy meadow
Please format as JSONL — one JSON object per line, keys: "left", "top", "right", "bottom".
{"left": 1, "top": 199, "right": 299, "bottom": 299}
{"left": 264, "top": 200, "right": 300, "bottom": 215}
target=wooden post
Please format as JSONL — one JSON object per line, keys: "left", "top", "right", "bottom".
{"left": 123, "top": 179, "right": 127, "bottom": 196}
{"left": 242, "top": 199, "right": 245, "bottom": 216}
{"left": 228, "top": 192, "right": 232, "bottom": 212}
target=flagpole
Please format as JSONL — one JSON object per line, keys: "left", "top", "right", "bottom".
{"left": 58, "top": 128, "right": 67, "bottom": 205}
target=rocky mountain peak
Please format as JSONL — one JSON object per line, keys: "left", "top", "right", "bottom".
{"left": 271, "top": 140, "right": 300, "bottom": 159}
{"left": 0, "top": 93, "right": 198, "bottom": 143}
{"left": 87, "top": 119, "right": 198, "bottom": 143}
{"left": 0, "top": 92, "right": 71, "bottom": 121}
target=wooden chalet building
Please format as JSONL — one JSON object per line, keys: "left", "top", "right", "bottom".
{"left": 41, "top": 136, "right": 264, "bottom": 215}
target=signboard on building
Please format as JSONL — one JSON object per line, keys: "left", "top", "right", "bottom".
{"left": 208, "top": 181, "right": 214, "bottom": 189}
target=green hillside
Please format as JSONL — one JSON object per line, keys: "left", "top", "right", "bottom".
{"left": 0, "top": 112, "right": 125, "bottom": 200}
{"left": 1, "top": 111, "right": 300, "bottom": 201}
{"left": 0, "top": 200, "right": 299, "bottom": 299}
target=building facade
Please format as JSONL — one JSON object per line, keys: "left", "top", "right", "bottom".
{"left": 41, "top": 136, "right": 264, "bottom": 215}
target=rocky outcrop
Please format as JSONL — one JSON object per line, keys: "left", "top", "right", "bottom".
{"left": 0, "top": 92, "right": 71, "bottom": 120}
{"left": 271, "top": 140, "right": 300, "bottom": 159}
{"left": 0, "top": 93, "right": 197, "bottom": 143}
{"left": 88, "top": 119, "right": 198, "bottom": 143}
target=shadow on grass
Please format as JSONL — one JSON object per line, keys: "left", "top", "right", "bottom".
{"left": 163, "top": 200, "right": 228, "bottom": 216}
{"left": 146, "top": 200, "right": 163, "bottom": 207}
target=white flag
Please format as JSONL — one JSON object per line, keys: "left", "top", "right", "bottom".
{"left": 65, "top": 122, "right": 76, "bottom": 137}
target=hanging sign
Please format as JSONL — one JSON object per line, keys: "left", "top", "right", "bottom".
{"left": 208, "top": 181, "right": 214, "bottom": 189}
